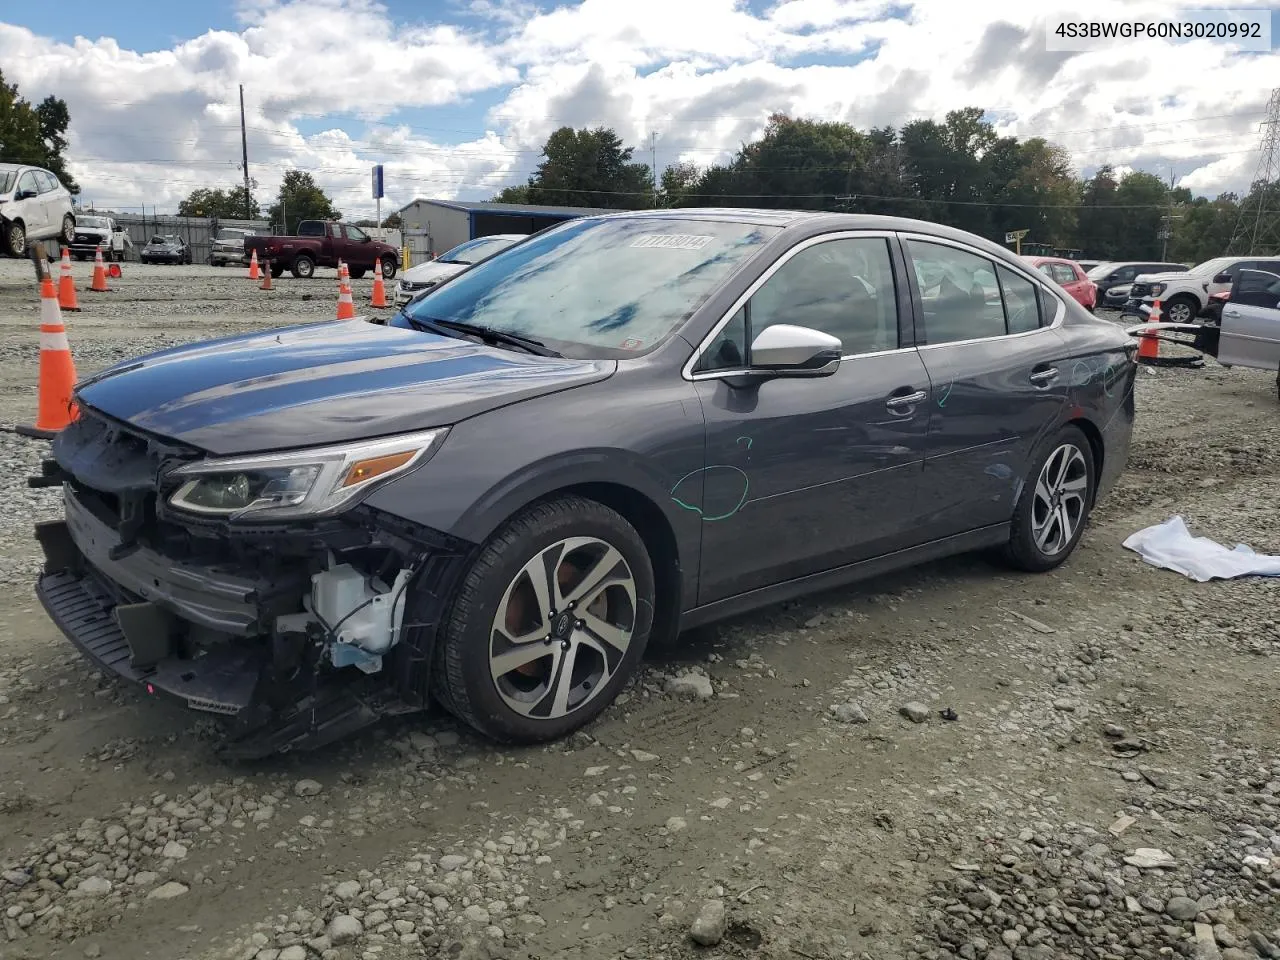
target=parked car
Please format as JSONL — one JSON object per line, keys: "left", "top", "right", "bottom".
{"left": 395, "top": 234, "right": 525, "bottom": 306}
{"left": 210, "top": 227, "right": 256, "bottom": 267}
{"left": 243, "top": 220, "right": 399, "bottom": 280}
{"left": 1087, "top": 261, "right": 1189, "bottom": 309}
{"left": 140, "top": 235, "right": 192, "bottom": 264}
{"left": 32, "top": 209, "right": 1136, "bottom": 757}
{"left": 1076, "top": 260, "right": 1108, "bottom": 273}
{"left": 1126, "top": 268, "right": 1280, "bottom": 400}
{"left": 1025, "top": 255, "right": 1097, "bottom": 311}
{"left": 68, "top": 214, "right": 131, "bottom": 262}
{"left": 0, "top": 162, "right": 76, "bottom": 257}
{"left": 1124, "top": 256, "right": 1280, "bottom": 324}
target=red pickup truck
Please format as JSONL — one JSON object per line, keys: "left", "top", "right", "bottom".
{"left": 243, "top": 220, "right": 400, "bottom": 280}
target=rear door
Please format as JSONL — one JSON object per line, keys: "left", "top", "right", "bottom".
{"left": 1050, "top": 262, "right": 1086, "bottom": 304}
{"left": 34, "top": 171, "right": 64, "bottom": 236}
{"left": 690, "top": 231, "right": 932, "bottom": 602}
{"left": 1220, "top": 269, "right": 1280, "bottom": 371}
{"left": 901, "top": 235, "right": 1070, "bottom": 540}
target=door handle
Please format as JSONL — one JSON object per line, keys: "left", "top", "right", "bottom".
{"left": 1029, "top": 367, "right": 1059, "bottom": 385}
{"left": 886, "top": 389, "right": 928, "bottom": 409}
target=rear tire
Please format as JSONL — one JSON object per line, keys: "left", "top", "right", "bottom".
{"left": 431, "top": 496, "right": 655, "bottom": 744}
{"left": 291, "top": 254, "right": 316, "bottom": 279}
{"left": 60, "top": 215, "right": 75, "bottom": 245}
{"left": 1002, "top": 425, "right": 1096, "bottom": 573}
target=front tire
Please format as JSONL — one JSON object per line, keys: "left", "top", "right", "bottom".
{"left": 1162, "top": 295, "right": 1197, "bottom": 325}
{"left": 1002, "top": 425, "right": 1095, "bottom": 573}
{"left": 4, "top": 220, "right": 25, "bottom": 257}
{"left": 380, "top": 257, "right": 397, "bottom": 280}
{"left": 432, "top": 496, "right": 655, "bottom": 743}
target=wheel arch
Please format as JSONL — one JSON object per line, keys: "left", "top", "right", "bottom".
{"left": 1065, "top": 416, "right": 1104, "bottom": 504}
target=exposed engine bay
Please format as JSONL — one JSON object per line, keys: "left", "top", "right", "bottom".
{"left": 31, "top": 406, "right": 471, "bottom": 759}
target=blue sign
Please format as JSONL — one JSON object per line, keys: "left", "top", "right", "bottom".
{"left": 371, "top": 164, "right": 384, "bottom": 200}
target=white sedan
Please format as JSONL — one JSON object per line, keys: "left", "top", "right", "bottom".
{"left": 0, "top": 163, "right": 76, "bottom": 257}
{"left": 395, "top": 234, "right": 525, "bottom": 306}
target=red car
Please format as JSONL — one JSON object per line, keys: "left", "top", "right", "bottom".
{"left": 1024, "top": 256, "right": 1097, "bottom": 311}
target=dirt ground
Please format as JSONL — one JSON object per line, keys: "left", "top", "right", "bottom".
{"left": 0, "top": 259, "right": 1276, "bottom": 960}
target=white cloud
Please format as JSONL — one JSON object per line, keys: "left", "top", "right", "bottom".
{"left": 1, "top": 0, "right": 1275, "bottom": 214}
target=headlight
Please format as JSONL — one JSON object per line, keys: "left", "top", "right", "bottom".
{"left": 1149, "top": 284, "right": 1165, "bottom": 296}
{"left": 166, "top": 428, "right": 449, "bottom": 520}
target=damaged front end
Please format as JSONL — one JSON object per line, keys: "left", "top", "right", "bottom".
{"left": 32, "top": 407, "right": 471, "bottom": 759}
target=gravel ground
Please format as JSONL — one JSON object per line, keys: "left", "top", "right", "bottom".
{"left": 0, "top": 257, "right": 1276, "bottom": 960}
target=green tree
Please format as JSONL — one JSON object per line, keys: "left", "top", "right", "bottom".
{"left": 1112, "top": 171, "right": 1169, "bottom": 259}
{"left": 177, "top": 186, "right": 259, "bottom": 219}
{"left": 1075, "top": 166, "right": 1125, "bottom": 259}
{"left": 492, "top": 183, "right": 531, "bottom": 203}
{"left": 990, "top": 138, "right": 1079, "bottom": 248}
{"left": 518, "top": 127, "right": 653, "bottom": 209}
{"left": 0, "top": 69, "right": 76, "bottom": 192}
{"left": 658, "top": 161, "right": 700, "bottom": 207}
{"left": 381, "top": 211, "right": 402, "bottom": 229}
{"left": 267, "top": 170, "right": 341, "bottom": 234}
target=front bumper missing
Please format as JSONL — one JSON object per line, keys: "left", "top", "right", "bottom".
{"left": 33, "top": 476, "right": 474, "bottom": 758}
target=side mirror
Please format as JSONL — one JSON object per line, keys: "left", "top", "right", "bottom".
{"left": 1213, "top": 272, "right": 1232, "bottom": 284}
{"left": 16, "top": 189, "right": 37, "bottom": 201}
{"left": 748, "top": 324, "right": 842, "bottom": 376}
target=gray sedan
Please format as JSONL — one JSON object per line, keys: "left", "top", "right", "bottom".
{"left": 34, "top": 209, "right": 1137, "bottom": 757}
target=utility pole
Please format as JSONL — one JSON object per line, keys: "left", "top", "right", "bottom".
{"left": 1161, "top": 165, "right": 1174, "bottom": 261}
{"left": 650, "top": 132, "right": 658, "bottom": 208}
{"left": 239, "top": 84, "right": 252, "bottom": 221}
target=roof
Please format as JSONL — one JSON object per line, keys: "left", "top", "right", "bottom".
{"left": 400, "top": 198, "right": 615, "bottom": 218}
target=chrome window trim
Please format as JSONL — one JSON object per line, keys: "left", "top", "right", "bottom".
{"left": 681, "top": 230, "right": 904, "bottom": 381}
{"left": 896, "top": 232, "right": 1066, "bottom": 349}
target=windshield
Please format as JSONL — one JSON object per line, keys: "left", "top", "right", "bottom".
{"left": 400, "top": 217, "right": 778, "bottom": 358}
{"left": 439, "top": 236, "right": 518, "bottom": 265}
{"left": 1086, "top": 264, "right": 1118, "bottom": 280}
{"left": 78, "top": 216, "right": 108, "bottom": 229}
{"left": 217, "top": 229, "right": 248, "bottom": 241}
{"left": 150, "top": 236, "right": 177, "bottom": 244}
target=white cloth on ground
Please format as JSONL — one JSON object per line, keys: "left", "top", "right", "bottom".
{"left": 1122, "top": 515, "right": 1280, "bottom": 582}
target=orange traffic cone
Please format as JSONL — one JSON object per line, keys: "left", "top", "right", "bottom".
{"left": 248, "top": 248, "right": 260, "bottom": 280}
{"left": 87, "top": 245, "right": 112, "bottom": 292}
{"left": 28, "top": 275, "right": 79, "bottom": 436}
{"left": 260, "top": 260, "right": 273, "bottom": 291}
{"left": 337, "top": 260, "right": 349, "bottom": 290}
{"left": 336, "top": 279, "right": 355, "bottom": 319}
{"left": 57, "top": 248, "right": 81, "bottom": 312}
{"left": 370, "top": 261, "right": 388, "bottom": 307}
{"left": 1138, "top": 299, "right": 1161, "bottom": 361}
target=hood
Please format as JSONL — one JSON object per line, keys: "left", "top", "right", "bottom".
{"left": 75, "top": 319, "right": 615, "bottom": 455}
{"left": 1133, "top": 270, "right": 1191, "bottom": 283}
{"left": 401, "top": 260, "right": 467, "bottom": 284}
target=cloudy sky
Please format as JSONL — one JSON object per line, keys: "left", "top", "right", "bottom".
{"left": 3, "top": 0, "right": 1277, "bottom": 219}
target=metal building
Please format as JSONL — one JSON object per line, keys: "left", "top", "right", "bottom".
{"left": 395, "top": 199, "right": 612, "bottom": 261}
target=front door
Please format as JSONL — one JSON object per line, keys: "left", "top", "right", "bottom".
{"left": 900, "top": 235, "right": 1070, "bottom": 539}
{"left": 689, "top": 233, "right": 931, "bottom": 604}
{"left": 14, "top": 170, "right": 46, "bottom": 237}
{"left": 342, "top": 224, "right": 375, "bottom": 269}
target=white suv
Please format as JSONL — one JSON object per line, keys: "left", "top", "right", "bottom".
{"left": 1125, "top": 256, "right": 1280, "bottom": 324}
{"left": 0, "top": 163, "right": 76, "bottom": 257}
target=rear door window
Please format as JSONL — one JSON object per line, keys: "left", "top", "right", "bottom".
{"left": 33, "top": 170, "right": 58, "bottom": 193}
{"left": 905, "top": 240, "right": 1007, "bottom": 344}
{"left": 1050, "top": 263, "right": 1077, "bottom": 285}
{"left": 997, "top": 266, "right": 1043, "bottom": 334}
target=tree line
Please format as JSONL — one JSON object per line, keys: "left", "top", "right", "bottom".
{"left": 0, "top": 68, "right": 76, "bottom": 192}
{"left": 497, "top": 111, "right": 1278, "bottom": 264}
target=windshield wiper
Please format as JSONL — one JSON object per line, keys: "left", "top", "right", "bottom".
{"left": 403, "top": 315, "right": 561, "bottom": 357}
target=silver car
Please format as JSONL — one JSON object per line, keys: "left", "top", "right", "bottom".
{"left": 395, "top": 234, "right": 525, "bottom": 306}
{"left": 210, "top": 227, "right": 255, "bottom": 267}
{"left": 1219, "top": 269, "right": 1280, "bottom": 399}
{"left": 0, "top": 163, "right": 76, "bottom": 257}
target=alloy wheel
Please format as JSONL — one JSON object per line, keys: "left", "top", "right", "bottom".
{"left": 489, "top": 536, "right": 636, "bottom": 720}
{"left": 1166, "top": 300, "right": 1193, "bottom": 324}
{"left": 1031, "top": 443, "right": 1089, "bottom": 557}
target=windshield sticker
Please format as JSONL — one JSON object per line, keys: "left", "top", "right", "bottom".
{"left": 619, "top": 337, "right": 645, "bottom": 350}
{"left": 630, "top": 234, "right": 714, "bottom": 250}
